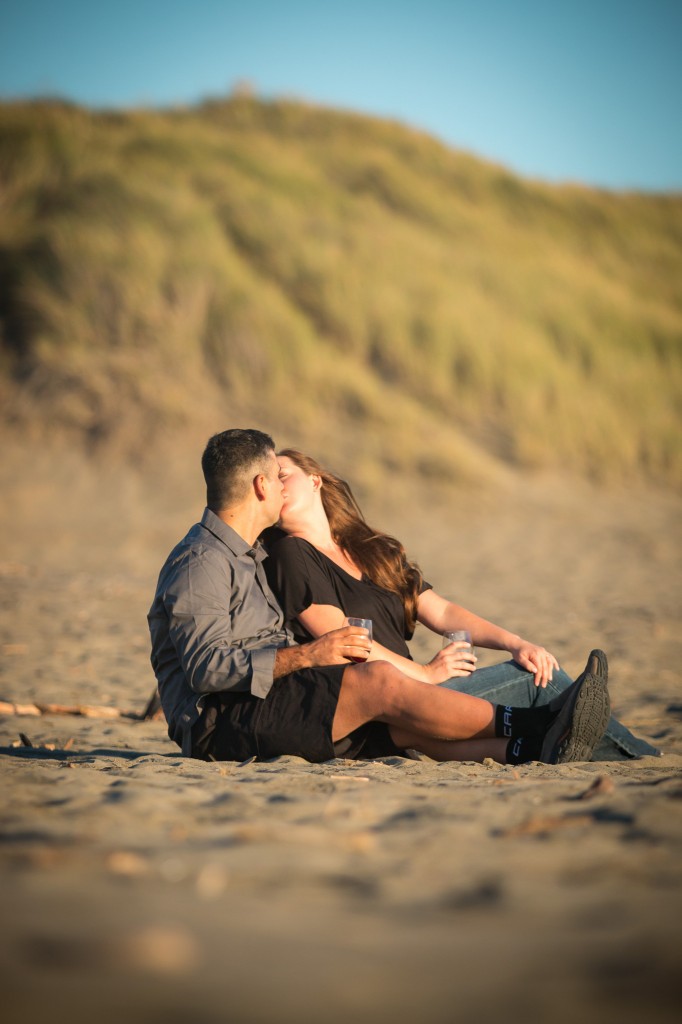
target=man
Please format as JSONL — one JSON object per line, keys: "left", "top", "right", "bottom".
{"left": 148, "top": 428, "right": 610, "bottom": 764}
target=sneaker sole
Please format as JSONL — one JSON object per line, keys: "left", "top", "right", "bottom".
{"left": 541, "top": 650, "right": 610, "bottom": 764}
{"left": 557, "top": 672, "right": 610, "bottom": 762}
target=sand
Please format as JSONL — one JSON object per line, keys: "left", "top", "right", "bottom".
{"left": 1, "top": 453, "right": 681, "bottom": 1024}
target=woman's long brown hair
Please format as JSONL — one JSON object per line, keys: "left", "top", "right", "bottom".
{"left": 277, "top": 449, "right": 424, "bottom": 634}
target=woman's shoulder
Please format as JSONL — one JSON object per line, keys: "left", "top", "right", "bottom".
{"left": 266, "top": 533, "right": 323, "bottom": 568}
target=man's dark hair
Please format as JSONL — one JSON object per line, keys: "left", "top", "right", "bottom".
{"left": 202, "top": 428, "right": 276, "bottom": 511}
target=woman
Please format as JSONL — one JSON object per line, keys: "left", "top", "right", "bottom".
{"left": 265, "top": 449, "right": 659, "bottom": 760}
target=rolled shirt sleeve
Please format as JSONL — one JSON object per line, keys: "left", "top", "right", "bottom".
{"left": 249, "top": 646, "right": 278, "bottom": 698}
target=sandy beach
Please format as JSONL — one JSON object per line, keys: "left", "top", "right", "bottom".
{"left": 1, "top": 452, "right": 681, "bottom": 1024}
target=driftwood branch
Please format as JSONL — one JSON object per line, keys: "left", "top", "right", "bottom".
{"left": 0, "top": 700, "right": 144, "bottom": 721}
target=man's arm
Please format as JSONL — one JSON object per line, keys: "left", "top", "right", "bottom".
{"left": 274, "top": 626, "right": 372, "bottom": 678}
{"left": 161, "top": 550, "right": 372, "bottom": 697}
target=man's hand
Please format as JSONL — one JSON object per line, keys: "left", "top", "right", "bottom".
{"left": 509, "top": 640, "right": 559, "bottom": 688}
{"left": 274, "top": 626, "right": 372, "bottom": 678}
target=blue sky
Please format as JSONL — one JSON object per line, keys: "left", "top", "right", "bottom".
{"left": 1, "top": 0, "right": 680, "bottom": 191}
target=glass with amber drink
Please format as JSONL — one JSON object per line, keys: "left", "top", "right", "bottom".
{"left": 344, "top": 617, "right": 373, "bottom": 663}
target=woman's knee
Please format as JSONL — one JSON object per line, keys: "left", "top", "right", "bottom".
{"left": 442, "top": 661, "right": 535, "bottom": 703}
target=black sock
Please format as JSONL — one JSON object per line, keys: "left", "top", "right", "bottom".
{"left": 494, "top": 704, "right": 556, "bottom": 740}
{"left": 506, "top": 736, "right": 544, "bottom": 764}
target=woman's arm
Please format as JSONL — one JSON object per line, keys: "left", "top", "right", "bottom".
{"left": 417, "top": 589, "right": 559, "bottom": 687}
{"left": 296, "top": 603, "right": 475, "bottom": 684}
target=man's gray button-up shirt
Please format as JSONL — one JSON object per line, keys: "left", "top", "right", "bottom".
{"left": 148, "top": 508, "right": 292, "bottom": 755}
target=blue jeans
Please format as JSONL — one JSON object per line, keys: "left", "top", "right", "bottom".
{"left": 439, "top": 660, "right": 660, "bottom": 759}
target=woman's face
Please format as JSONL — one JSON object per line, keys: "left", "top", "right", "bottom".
{"left": 277, "top": 456, "right": 319, "bottom": 529}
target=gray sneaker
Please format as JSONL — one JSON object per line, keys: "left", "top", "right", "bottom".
{"left": 540, "top": 650, "right": 610, "bottom": 763}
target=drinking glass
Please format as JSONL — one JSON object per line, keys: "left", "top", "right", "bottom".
{"left": 344, "top": 617, "right": 373, "bottom": 663}
{"left": 442, "top": 630, "right": 473, "bottom": 652}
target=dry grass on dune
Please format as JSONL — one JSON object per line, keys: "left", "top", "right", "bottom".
{"left": 0, "top": 95, "right": 680, "bottom": 493}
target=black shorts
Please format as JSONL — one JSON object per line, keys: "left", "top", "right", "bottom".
{"left": 191, "top": 666, "right": 403, "bottom": 763}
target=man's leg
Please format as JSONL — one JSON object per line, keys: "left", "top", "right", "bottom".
{"left": 439, "top": 659, "right": 660, "bottom": 759}
{"left": 388, "top": 730, "right": 510, "bottom": 763}
{"left": 332, "top": 661, "right": 497, "bottom": 744}
{"left": 333, "top": 653, "right": 610, "bottom": 764}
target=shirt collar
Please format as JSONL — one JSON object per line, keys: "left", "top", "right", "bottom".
{"left": 200, "top": 508, "right": 267, "bottom": 563}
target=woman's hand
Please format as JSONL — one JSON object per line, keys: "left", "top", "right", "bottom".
{"left": 423, "top": 641, "right": 477, "bottom": 684}
{"left": 509, "top": 640, "right": 559, "bottom": 688}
